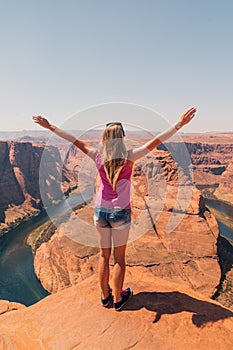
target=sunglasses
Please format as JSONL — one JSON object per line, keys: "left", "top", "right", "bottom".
{"left": 106, "top": 122, "right": 125, "bottom": 136}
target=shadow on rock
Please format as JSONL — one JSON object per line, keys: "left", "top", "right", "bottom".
{"left": 124, "top": 291, "right": 233, "bottom": 327}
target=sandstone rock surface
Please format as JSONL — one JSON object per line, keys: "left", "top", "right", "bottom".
{"left": 0, "top": 300, "right": 25, "bottom": 315}
{"left": 0, "top": 272, "right": 233, "bottom": 350}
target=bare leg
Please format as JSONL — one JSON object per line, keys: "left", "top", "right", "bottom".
{"left": 112, "top": 225, "right": 129, "bottom": 302}
{"left": 96, "top": 226, "right": 111, "bottom": 299}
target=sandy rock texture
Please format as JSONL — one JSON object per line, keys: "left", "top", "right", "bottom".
{"left": 0, "top": 271, "right": 233, "bottom": 350}
{"left": 0, "top": 300, "right": 25, "bottom": 316}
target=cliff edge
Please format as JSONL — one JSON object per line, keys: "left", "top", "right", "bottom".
{"left": 0, "top": 271, "right": 232, "bottom": 350}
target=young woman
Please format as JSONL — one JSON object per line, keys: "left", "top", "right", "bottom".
{"left": 33, "top": 106, "right": 196, "bottom": 311}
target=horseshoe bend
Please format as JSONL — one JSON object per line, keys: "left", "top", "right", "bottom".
{"left": 0, "top": 134, "right": 233, "bottom": 349}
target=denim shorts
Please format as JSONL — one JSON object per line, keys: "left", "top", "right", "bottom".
{"left": 94, "top": 206, "right": 131, "bottom": 229}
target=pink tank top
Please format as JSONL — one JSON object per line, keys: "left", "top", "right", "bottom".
{"left": 95, "top": 151, "right": 132, "bottom": 209}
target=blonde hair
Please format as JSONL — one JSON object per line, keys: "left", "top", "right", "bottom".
{"left": 101, "top": 123, "right": 127, "bottom": 190}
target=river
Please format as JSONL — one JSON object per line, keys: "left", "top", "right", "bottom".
{"left": 204, "top": 197, "right": 233, "bottom": 243}
{"left": 0, "top": 210, "right": 50, "bottom": 306}
{"left": 0, "top": 191, "right": 92, "bottom": 306}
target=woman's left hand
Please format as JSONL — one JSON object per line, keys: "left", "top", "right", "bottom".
{"left": 32, "top": 115, "right": 52, "bottom": 130}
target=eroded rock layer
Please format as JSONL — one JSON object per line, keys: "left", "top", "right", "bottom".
{"left": 214, "top": 158, "right": 233, "bottom": 204}
{"left": 0, "top": 141, "right": 70, "bottom": 233}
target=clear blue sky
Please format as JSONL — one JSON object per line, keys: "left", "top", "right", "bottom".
{"left": 1, "top": 0, "right": 232, "bottom": 132}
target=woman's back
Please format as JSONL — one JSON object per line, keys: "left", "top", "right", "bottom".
{"left": 95, "top": 151, "right": 133, "bottom": 209}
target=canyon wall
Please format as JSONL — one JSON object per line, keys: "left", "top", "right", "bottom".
{"left": 61, "top": 139, "right": 233, "bottom": 197}
{"left": 158, "top": 141, "right": 233, "bottom": 186}
{"left": 0, "top": 141, "right": 70, "bottom": 234}
{"left": 214, "top": 158, "right": 233, "bottom": 204}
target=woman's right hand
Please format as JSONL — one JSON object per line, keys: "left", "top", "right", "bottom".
{"left": 32, "top": 115, "right": 52, "bottom": 130}
{"left": 179, "top": 107, "right": 197, "bottom": 127}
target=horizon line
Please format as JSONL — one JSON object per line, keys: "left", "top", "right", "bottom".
{"left": 1, "top": 129, "right": 233, "bottom": 134}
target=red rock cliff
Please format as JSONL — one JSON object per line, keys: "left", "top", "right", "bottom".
{"left": 0, "top": 141, "right": 67, "bottom": 233}
{"left": 183, "top": 140, "right": 233, "bottom": 186}
{"left": 214, "top": 157, "right": 233, "bottom": 204}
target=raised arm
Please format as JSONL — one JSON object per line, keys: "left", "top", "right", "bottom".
{"left": 32, "top": 115, "right": 97, "bottom": 160}
{"left": 128, "top": 107, "right": 196, "bottom": 162}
